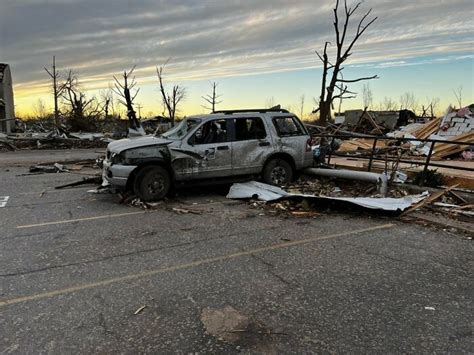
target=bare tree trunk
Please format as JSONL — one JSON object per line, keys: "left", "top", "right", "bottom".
{"left": 113, "top": 66, "right": 143, "bottom": 134}
{"left": 104, "top": 98, "right": 110, "bottom": 119}
{"left": 299, "top": 94, "right": 305, "bottom": 120}
{"left": 44, "top": 56, "right": 61, "bottom": 128}
{"left": 315, "top": 0, "right": 378, "bottom": 126}
{"left": 156, "top": 63, "right": 185, "bottom": 126}
{"left": 202, "top": 82, "right": 222, "bottom": 113}
{"left": 453, "top": 86, "right": 463, "bottom": 108}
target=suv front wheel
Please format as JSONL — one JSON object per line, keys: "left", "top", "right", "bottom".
{"left": 263, "top": 158, "right": 293, "bottom": 186}
{"left": 134, "top": 166, "right": 171, "bottom": 201}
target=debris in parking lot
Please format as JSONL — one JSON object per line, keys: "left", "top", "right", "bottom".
{"left": 87, "top": 187, "right": 111, "bottom": 194}
{"left": 55, "top": 176, "right": 101, "bottom": 189}
{"left": 126, "top": 197, "right": 163, "bottom": 209}
{"left": 227, "top": 181, "right": 429, "bottom": 213}
{"left": 400, "top": 184, "right": 459, "bottom": 216}
{"left": 29, "top": 163, "right": 67, "bottom": 173}
{"left": 171, "top": 207, "right": 202, "bottom": 215}
{"left": 432, "top": 202, "right": 474, "bottom": 217}
{"left": 134, "top": 305, "right": 147, "bottom": 315}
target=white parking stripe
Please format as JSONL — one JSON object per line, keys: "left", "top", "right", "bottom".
{"left": 0, "top": 196, "right": 10, "bottom": 208}
{"left": 0, "top": 223, "right": 394, "bottom": 307}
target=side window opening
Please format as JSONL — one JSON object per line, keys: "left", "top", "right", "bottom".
{"left": 273, "top": 116, "right": 304, "bottom": 137}
{"left": 234, "top": 117, "right": 267, "bottom": 141}
{"left": 190, "top": 119, "right": 230, "bottom": 145}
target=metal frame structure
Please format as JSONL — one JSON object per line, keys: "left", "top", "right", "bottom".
{"left": 311, "top": 133, "right": 474, "bottom": 174}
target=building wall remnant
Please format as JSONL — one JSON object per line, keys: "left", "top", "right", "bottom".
{"left": 438, "top": 105, "right": 473, "bottom": 138}
{"left": 0, "top": 63, "right": 15, "bottom": 133}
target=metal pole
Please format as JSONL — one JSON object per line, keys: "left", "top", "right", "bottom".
{"left": 327, "top": 136, "right": 336, "bottom": 165}
{"left": 424, "top": 142, "right": 436, "bottom": 173}
{"left": 367, "top": 138, "right": 378, "bottom": 172}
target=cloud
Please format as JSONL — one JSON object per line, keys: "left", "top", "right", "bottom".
{"left": 1, "top": 0, "right": 473, "bottom": 96}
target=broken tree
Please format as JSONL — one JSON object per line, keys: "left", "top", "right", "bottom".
{"left": 61, "top": 70, "right": 99, "bottom": 131}
{"left": 156, "top": 61, "right": 186, "bottom": 126}
{"left": 44, "top": 56, "right": 64, "bottom": 129}
{"left": 113, "top": 66, "right": 144, "bottom": 135}
{"left": 315, "top": 0, "right": 378, "bottom": 126}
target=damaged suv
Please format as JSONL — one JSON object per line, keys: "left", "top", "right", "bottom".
{"left": 102, "top": 108, "right": 314, "bottom": 201}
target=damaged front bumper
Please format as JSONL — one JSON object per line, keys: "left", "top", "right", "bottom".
{"left": 102, "top": 158, "right": 136, "bottom": 188}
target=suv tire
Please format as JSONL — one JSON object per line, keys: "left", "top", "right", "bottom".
{"left": 134, "top": 166, "right": 170, "bottom": 201}
{"left": 263, "top": 158, "right": 293, "bottom": 186}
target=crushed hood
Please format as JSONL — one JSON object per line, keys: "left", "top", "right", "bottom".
{"left": 107, "top": 136, "right": 173, "bottom": 153}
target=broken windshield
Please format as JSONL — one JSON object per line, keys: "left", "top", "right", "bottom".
{"left": 160, "top": 118, "right": 201, "bottom": 140}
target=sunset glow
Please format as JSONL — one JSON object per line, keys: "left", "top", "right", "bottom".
{"left": 1, "top": 0, "right": 473, "bottom": 117}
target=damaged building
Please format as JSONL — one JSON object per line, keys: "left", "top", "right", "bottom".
{"left": 0, "top": 63, "right": 15, "bottom": 133}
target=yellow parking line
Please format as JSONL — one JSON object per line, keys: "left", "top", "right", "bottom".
{"left": 16, "top": 211, "right": 149, "bottom": 229}
{"left": 0, "top": 223, "right": 394, "bottom": 307}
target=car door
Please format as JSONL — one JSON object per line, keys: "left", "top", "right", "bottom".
{"left": 272, "top": 115, "right": 312, "bottom": 168}
{"left": 178, "top": 118, "right": 234, "bottom": 179}
{"left": 231, "top": 116, "right": 272, "bottom": 175}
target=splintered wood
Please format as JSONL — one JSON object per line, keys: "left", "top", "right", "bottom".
{"left": 412, "top": 117, "right": 442, "bottom": 139}
{"left": 338, "top": 138, "right": 386, "bottom": 152}
{"left": 401, "top": 184, "right": 459, "bottom": 216}
{"left": 433, "top": 131, "right": 474, "bottom": 159}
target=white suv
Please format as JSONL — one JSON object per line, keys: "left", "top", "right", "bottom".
{"left": 102, "top": 108, "right": 314, "bottom": 201}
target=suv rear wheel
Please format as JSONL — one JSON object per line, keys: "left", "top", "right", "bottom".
{"left": 134, "top": 166, "right": 170, "bottom": 201}
{"left": 263, "top": 158, "right": 293, "bottom": 186}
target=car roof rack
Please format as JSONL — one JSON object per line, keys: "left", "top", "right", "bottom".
{"left": 213, "top": 107, "right": 290, "bottom": 115}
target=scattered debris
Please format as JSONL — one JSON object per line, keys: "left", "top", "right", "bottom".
{"left": 325, "top": 105, "right": 473, "bottom": 189}
{"left": 401, "top": 184, "right": 459, "bottom": 216}
{"left": 126, "top": 196, "right": 163, "bottom": 209}
{"left": 227, "top": 181, "right": 429, "bottom": 213}
{"left": 438, "top": 105, "right": 473, "bottom": 138}
{"left": 29, "top": 163, "right": 67, "bottom": 173}
{"left": 171, "top": 207, "right": 203, "bottom": 215}
{"left": 433, "top": 131, "right": 474, "bottom": 159}
{"left": 55, "top": 176, "right": 101, "bottom": 189}
{"left": 134, "top": 305, "right": 146, "bottom": 315}
{"left": 290, "top": 211, "right": 321, "bottom": 218}
{"left": 412, "top": 116, "right": 442, "bottom": 139}
{"left": 305, "top": 168, "right": 388, "bottom": 195}
{"left": 68, "top": 132, "right": 104, "bottom": 141}
{"left": 412, "top": 169, "right": 444, "bottom": 188}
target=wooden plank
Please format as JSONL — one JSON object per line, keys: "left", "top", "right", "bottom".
{"left": 401, "top": 184, "right": 460, "bottom": 216}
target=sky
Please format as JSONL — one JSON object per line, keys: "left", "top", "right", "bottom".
{"left": 1, "top": 0, "right": 473, "bottom": 118}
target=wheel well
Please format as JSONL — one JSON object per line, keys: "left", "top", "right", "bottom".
{"left": 126, "top": 161, "right": 173, "bottom": 191}
{"left": 263, "top": 153, "right": 296, "bottom": 172}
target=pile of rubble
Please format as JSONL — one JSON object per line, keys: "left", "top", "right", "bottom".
{"left": 0, "top": 117, "right": 131, "bottom": 151}
{"left": 226, "top": 177, "right": 473, "bottom": 236}
{"left": 322, "top": 105, "right": 474, "bottom": 188}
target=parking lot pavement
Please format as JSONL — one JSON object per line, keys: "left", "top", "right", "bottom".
{"left": 0, "top": 148, "right": 103, "bottom": 167}
{"left": 0, "top": 164, "right": 473, "bottom": 354}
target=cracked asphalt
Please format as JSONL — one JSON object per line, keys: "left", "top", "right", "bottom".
{"left": 0, "top": 153, "right": 473, "bottom": 354}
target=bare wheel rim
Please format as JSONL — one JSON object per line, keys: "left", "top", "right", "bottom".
{"left": 270, "top": 166, "right": 287, "bottom": 185}
{"left": 146, "top": 172, "right": 166, "bottom": 195}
